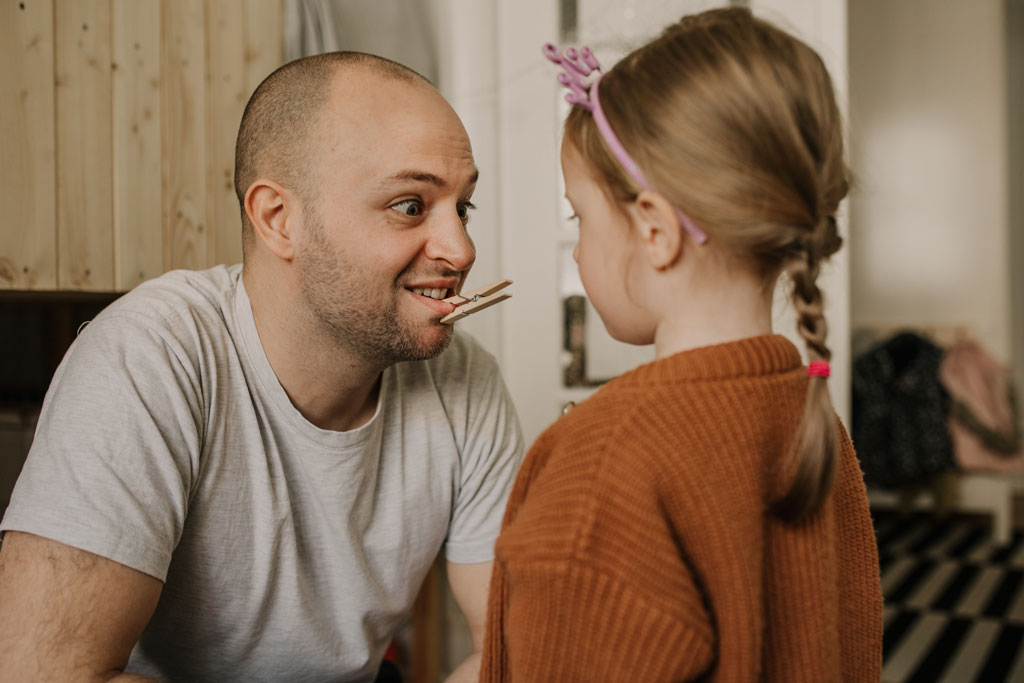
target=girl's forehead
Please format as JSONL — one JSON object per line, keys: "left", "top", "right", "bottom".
{"left": 560, "top": 143, "right": 605, "bottom": 197}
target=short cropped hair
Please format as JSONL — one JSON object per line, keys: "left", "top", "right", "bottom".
{"left": 234, "top": 52, "right": 431, "bottom": 251}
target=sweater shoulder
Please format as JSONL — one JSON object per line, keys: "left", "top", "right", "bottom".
{"left": 494, "top": 382, "right": 718, "bottom": 631}
{"left": 496, "top": 382, "right": 682, "bottom": 563}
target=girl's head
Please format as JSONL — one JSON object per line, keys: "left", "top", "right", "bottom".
{"left": 558, "top": 7, "right": 847, "bottom": 520}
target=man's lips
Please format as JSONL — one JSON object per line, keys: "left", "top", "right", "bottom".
{"left": 405, "top": 286, "right": 459, "bottom": 316}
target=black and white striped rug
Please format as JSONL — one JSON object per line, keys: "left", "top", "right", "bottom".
{"left": 876, "top": 508, "right": 1024, "bottom": 682}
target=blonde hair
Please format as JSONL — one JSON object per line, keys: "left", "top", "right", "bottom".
{"left": 564, "top": 8, "right": 847, "bottom": 521}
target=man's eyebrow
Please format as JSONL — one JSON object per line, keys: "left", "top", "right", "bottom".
{"left": 383, "top": 169, "right": 480, "bottom": 188}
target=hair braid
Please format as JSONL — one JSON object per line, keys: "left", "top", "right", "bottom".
{"left": 771, "top": 218, "right": 841, "bottom": 521}
{"left": 789, "top": 236, "right": 830, "bottom": 361}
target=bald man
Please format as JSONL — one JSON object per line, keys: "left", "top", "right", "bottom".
{"left": 0, "top": 53, "right": 523, "bottom": 683}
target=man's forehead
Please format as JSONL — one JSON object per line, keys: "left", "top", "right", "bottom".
{"left": 369, "top": 165, "right": 479, "bottom": 197}
{"left": 326, "top": 68, "right": 446, "bottom": 125}
{"left": 318, "top": 74, "right": 476, "bottom": 188}
{"left": 382, "top": 169, "right": 480, "bottom": 187}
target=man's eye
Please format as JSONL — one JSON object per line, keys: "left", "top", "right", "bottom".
{"left": 457, "top": 202, "right": 476, "bottom": 222}
{"left": 391, "top": 199, "right": 423, "bottom": 217}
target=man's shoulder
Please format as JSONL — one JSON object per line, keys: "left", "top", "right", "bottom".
{"left": 67, "top": 265, "right": 242, "bottom": 376}
{"left": 109, "top": 265, "right": 239, "bottom": 321}
{"left": 85, "top": 265, "right": 240, "bottom": 341}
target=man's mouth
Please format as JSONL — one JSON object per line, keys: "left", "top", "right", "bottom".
{"left": 406, "top": 285, "right": 459, "bottom": 317}
{"left": 409, "top": 287, "right": 450, "bottom": 301}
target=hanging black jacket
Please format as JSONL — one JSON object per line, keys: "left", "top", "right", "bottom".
{"left": 851, "top": 331, "right": 955, "bottom": 489}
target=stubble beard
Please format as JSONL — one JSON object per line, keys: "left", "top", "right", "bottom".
{"left": 297, "top": 216, "right": 453, "bottom": 367}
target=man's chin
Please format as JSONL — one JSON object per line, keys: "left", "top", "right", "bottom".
{"left": 388, "top": 321, "right": 454, "bottom": 363}
{"left": 411, "top": 324, "right": 454, "bottom": 360}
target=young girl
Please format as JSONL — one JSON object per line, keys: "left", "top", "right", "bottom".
{"left": 482, "top": 8, "right": 882, "bottom": 682}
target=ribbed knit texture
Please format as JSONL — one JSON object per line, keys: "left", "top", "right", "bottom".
{"left": 481, "top": 335, "right": 883, "bottom": 682}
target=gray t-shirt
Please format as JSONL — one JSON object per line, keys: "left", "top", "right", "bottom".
{"left": 1, "top": 265, "right": 524, "bottom": 682}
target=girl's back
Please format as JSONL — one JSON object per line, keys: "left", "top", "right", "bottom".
{"left": 486, "top": 335, "right": 880, "bottom": 681}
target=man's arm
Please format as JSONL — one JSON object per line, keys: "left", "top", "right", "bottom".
{"left": 0, "top": 531, "right": 162, "bottom": 683}
{"left": 443, "top": 560, "right": 492, "bottom": 683}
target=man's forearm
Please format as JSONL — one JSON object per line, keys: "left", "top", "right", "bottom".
{"left": 443, "top": 652, "right": 481, "bottom": 683}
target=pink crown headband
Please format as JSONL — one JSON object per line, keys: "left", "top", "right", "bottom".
{"left": 543, "top": 43, "right": 708, "bottom": 245}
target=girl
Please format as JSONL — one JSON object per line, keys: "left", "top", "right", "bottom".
{"left": 482, "top": 8, "right": 883, "bottom": 682}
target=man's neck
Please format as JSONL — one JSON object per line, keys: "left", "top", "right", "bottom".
{"left": 244, "top": 270, "right": 384, "bottom": 432}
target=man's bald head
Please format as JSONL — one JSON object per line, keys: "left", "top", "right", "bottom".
{"left": 234, "top": 52, "right": 432, "bottom": 252}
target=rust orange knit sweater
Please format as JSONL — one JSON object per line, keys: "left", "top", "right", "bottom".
{"left": 481, "top": 335, "right": 882, "bottom": 682}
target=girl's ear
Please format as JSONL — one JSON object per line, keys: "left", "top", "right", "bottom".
{"left": 630, "top": 190, "right": 683, "bottom": 270}
{"left": 245, "top": 179, "right": 297, "bottom": 261}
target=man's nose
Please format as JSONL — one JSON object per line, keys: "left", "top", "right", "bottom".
{"left": 425, "top": 209, "right": 476, "bottom": 272}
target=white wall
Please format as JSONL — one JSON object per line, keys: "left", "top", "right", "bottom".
{"left": 1010, "top": 0, "right": 1024, "bottom": 430}
{"left": 493, "top": 0, "right": 563, "bottom": 446}
{"left": 428, "top": 0, "right": 505, "bottom": 356}
{"left": 848, "top": 0, "right": 1011, "bottom": 362}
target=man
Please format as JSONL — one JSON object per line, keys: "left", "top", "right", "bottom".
{"left": 0, "top": 52, "right": 523, "bottom": 682}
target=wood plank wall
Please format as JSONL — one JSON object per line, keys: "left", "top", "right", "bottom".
{"left": 0, "top": 0, "right": 283, "bottom": 292}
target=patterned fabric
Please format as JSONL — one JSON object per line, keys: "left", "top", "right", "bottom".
{"left": 853, "top": 332, "right": 955, "bottom": 489}
{"left": 877, "top": 508, "right": 1024, "bottom": 682}
{"left": 940, "top": 340, "right": 1023, "bottom": 473}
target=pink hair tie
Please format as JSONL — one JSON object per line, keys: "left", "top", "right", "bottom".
{"left": 542, "top": 43, "right": 708, "bottom": 245}
{"left": 807, "top": 361, "right": 830, "bottom": 378}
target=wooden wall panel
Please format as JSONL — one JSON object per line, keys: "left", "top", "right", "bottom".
{"left": 0, "top": 0, "right": 57, "bottom": 290}
{"left": 239, "top": 0, "right": 285, "bottom": 259}
{"left": 161, "top": 0, "right": 209, "bottom": 272}
{"left": 244, "top": 0, "right": 284, "bottom": 93}
{"left": 1, "top": 0, "right": 283, "bottom": 292}
{"left": 56, "top": 0, "right": 114, "bottom": 291}
{"left": 206, "top": 0, "right": 246, "bottom": 268}
{"left": 113, "top": 0, "right": 162, "bottom": 290}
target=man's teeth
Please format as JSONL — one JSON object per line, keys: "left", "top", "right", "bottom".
{"left": 411, "top": 288, "right": 447, "bottom": 300}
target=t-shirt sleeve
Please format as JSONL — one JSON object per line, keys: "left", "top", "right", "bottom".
{"left": 441, "top": 335, "right": 524, "bottom": 564}
{"left": 0, "top": 311, "right": 203, "bottom": 581}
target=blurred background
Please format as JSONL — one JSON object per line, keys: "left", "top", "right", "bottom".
{"left": 2, "top": 0, "right": 1022, "bottom": 681}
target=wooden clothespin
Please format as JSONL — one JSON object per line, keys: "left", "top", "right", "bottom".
{"left": 440, "top": 279, "right": 512, "bottom": 324}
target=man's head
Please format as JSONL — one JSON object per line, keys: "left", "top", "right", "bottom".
{"left": 234, "top": 52, "right": 430, "bottom": 249}
{"left": 236, "top": 53, "right": 479, "bottom": 366}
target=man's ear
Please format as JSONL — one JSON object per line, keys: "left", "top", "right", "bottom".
{"left": 245, "top": 179, "right": 296, "bottom": 261}
{"left": 630, "top": 190, "right": 683, "bottom": 270}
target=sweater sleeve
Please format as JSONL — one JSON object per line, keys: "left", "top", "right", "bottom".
{"left": 501, "top": 559, "right": 715, "bottom": 682}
